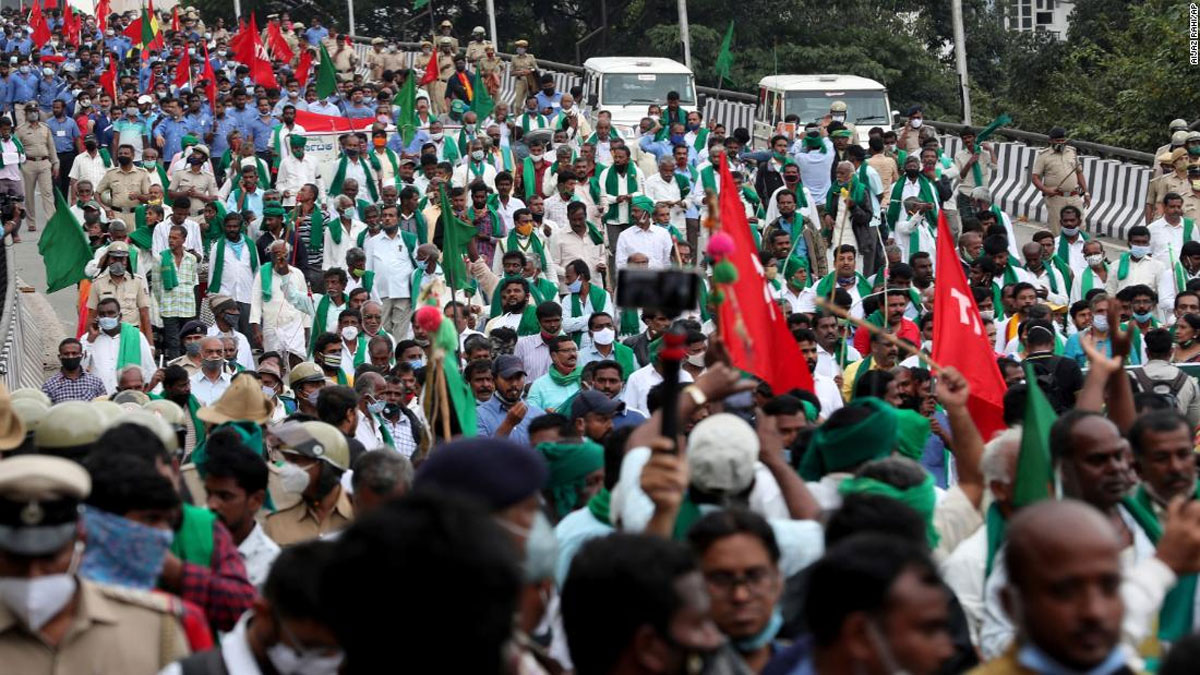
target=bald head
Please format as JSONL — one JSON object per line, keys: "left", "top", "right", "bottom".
{"left": 1006, "top": 500, "right": 1118, "bottom": 587}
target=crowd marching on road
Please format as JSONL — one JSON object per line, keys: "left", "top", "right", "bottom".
{"left": 2, "top": 3, "right": 1200, "bottom": 675}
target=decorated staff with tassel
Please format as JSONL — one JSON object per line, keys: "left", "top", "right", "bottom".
{"left": 953, "top": 115, "right": 1008, "bottom": 222}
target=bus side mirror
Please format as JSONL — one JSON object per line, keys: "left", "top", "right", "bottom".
{"left": 891, "top": 109, "right": 899, "bottom": 124}
{"left": 587, "top": 93, "right": 598, "bottom": 107}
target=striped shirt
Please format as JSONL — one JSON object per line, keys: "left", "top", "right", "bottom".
{"left": 154, "top": 251, "right": 200, "bottom": 318}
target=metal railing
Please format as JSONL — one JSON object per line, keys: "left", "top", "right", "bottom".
{"left": 0, "top": 239, "right": 40, "bottom": 391}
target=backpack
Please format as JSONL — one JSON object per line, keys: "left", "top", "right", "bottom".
{"left": 1131, "top": 367, "right": 1191, "bottom": 410}
{"left": 1025, "top": 354, "right": 1068, "bottom": 412}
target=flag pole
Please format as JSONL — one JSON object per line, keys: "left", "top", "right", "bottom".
{"left": 815, "top": 297, "right": 944, "bottom": 372}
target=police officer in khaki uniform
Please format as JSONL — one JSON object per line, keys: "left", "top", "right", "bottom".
{"left": 0, "top": 454, "right": 191, "bottom": 671}
{"left": 511, "top": 39, "right": 538, "bottom": 111}
{"left": 478, "top": 42, "right": 503, "bottom": 92}
{"left": 263, "top": 421, "right": 355, "bottom": 546}
{"left": 429, "top": 38, "right": 456, "bottom": 116}
{"left": 435, "top": 19, "right": 459, "bottom": 53}
{"left": 1183, "top": 164, "right": 1200, "bottom": 224}
{"left": 413, "top": 40, "right": 434, "bottom": 75}
{"left": 379, "top": 41, "right": 407, "bottom": 78}
{"left": 15, "top": 102, "right": 56, "bottom": 232}
{"left": 365, "top": 37, "right": 389, "bottom": 82}
{"left": 1031, "top": 126, "right": 1090, "bottom": 235}
{"left": 1153, "top": 121, "right": 1190, "bottom": 172}
{"left": 95, "top": 144, "right": 153, "bottom": 230}
{"left": 465, "top": 26, "right": 490, "bottom": 66}
{"left": 1145, "top": 148, "right": 1191, "bottom": 223}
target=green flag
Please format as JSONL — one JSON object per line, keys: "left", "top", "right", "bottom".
{"left": 413, "top": 0, "right": 430, "bottom": 8}
{"left": 714, "top": 21, "right": 735, "bottom": 85}
{"left": 39, "top": 188, "right": 92, "bottom": 294}
{"left": 470, "top": 69, "right": 494, "bottom": 121}
{"left": 1013, "top": 362, "right": 1058, "bottom": 508}
{"left": 438, "top": 184, "right": 478, "bottom": 291}
{"left": 394, "top": 69, "right": 419, "bottom": 147}
{"left": 315, "top": 42, "right": 338, "bottom": 99}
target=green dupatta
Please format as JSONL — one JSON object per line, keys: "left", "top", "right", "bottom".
{"left": 309, "top": 292, "right": 348, "bottom": 355}
{"left": 159, "top": 250, "right": 180, "bottom": 291}
{"left": 603, "top": 165, "right": 639, "bottom": 222}
{"left": 327, "top": 155, "right": 379, "bottom": 201}
{"left": 1121, "top": 483, "right": 1200, "bottom": 643}
{"left": 209, "top": 234, "right": 259, "bottom": 294}
{"left": 814, "top": 272, "right": 873, "bottom": 302}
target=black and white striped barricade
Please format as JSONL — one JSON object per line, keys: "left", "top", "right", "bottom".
{"left": 1082, "top": 158, "right": 1150, "bottom": 242}
{"left": 702, "top": 99, "right": 756, "bottom": 134}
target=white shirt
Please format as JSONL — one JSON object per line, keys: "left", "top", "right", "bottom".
{"left": 1148, "top": 216, "right": 1197, "bottom": 262}
{"left": 1022, "top": 264, "right": 1069, "bottom": 306}
{"left": 324, "top": 157, "right": 368, "bottom": 197}
{"left": 1054, "top": 232, "right": 1088, "bottom": 271}
{"left": 643, "top": 173, "right": 685, "bottom": 228}
{"left": 354, "top": 410, "right": 386, "bottom": 449}
{"left": 815, "top": 343, "right": 861, "bottom": 378}
{"left": 275, "top": 153, "right": 322, "bottom": 205}
{"left": 492, "top": 194, "right": 526, "bottom": 233}
{"left": 780, "top": 285, "right": 816, "bottom": 315}
{"left": 237, "top": 522, "right": 280, "bottom": 589}
{"left": 597, "top": 165, "right": 646, "bottom": 225}
{"left": 452, "top": 160, "right": 497, "bottom": 190}
{"left": 68, "top": 150, "right": 109, "bottom": 190}
{"left": 622, "top": 364, "right": 694, "bottom": 416}
{"left": 616, "top": 224, "right": 674, "bottom": 270}
{"left": 323, "top": 218, "right": 367, "bottom": 271}
{"left": 157, "top": 612, "right": 263, "bottom": 675}
{"left": 365, "top": 232, "right": 416, "bottom": 299}
{"left": 207, "top": 236, "right": 257, "bottom": 304}
{"left": 0, "top": 137, "right": 23, "bottom": 181}
{"left": 1105, "top": 254, "right": 1167, "bottom": 298}
{"left": 82, "top": 328, "right": 155, "bottom": 394}
{"left": 812, "top": 373, "right": 844, "bottom": 418}
{"left": 250, "top": 265, "right": 314, "bottom": 340}
{"left": 189, "top": 369, "right": 232, "bottom": 406}
{"left": 559, "top": 286, "right": 613, "bottom": 336}
{"left": 151, "top": 218, "right": 203, "bottom": 257}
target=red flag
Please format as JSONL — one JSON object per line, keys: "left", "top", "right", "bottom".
{"left": 122, "top": 16, "right": 143, "bottom": 43}
{"left": 29, "top": 0, "right": 52, "bottom": 48}
{"left": 419, "top": 47, "right": 439, "bottom": 86}
{"left": 43, "top": 0, "right": 56, "bottom": 8}
{"left": 266, "top": 21, "right": 294, "bottom": 63}
{"left": 293, "top": 109, "right": 376, "bottom": 133}
{"left": 170, "top": 5, "right": 180, "bottom": 32}
{"left": 295, "top": 48, "right": 314, "bottom": 87}
{"left": 174, "top": 48, "right": 190, "bottom": 89}
{"left": 96, "top": 0, "right": 111, "bottom": 32}
{"left": 200, "top": 42, "right": 217, "bottom": 106}
{"left": 931, "top": 209, "right": 1007, "bottom": 440}
{"left": 99, "top": 57, "right": 117, "bottom": 102}
{"left": 232, "top": 16, "right": 257, "bottom": 66}
{"left": 248, "top": 27, "right": 279, "bottom": 90}
{"left": 146, "top": 0, "right": 165, "bottom": 50}
{"left": 714, "top": 154, "right": 814, "bottom": 394}
{"left": 62, "top": 3, "right": 78, "bottom": 47}
{"left": 146, "top": 68, "right": 156, "bottom": 94}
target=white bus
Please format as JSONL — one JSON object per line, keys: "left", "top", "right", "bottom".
{"left": 753, "top": 74, "right": 895, "bottom": 147}
{"left": 582, "top": 57, "right": 699, "bottom": 138}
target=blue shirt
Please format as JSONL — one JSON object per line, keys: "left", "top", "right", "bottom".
{"left": 919, "top": 410, "right": 952, "bottom": 488}
{"left": 245, "top": 116, "right": 276, "bottom": 153}
{"left": 389, "top": 128, "right": 430, "bottom": 156}
{"left": 611, "top": 407, "right": 646, "bottom": 429}
{"left": 35, "top": 78, "right": 65, "bottom": 110}
{"left": 639, "top": 133, "right": 698, "bottom": 165}
{"left": 210, "top": 114, "right": 240, "bottom": 158}
{"left": 0, "top": 76, "right": 11, "bottom": 112}
{"left": 225, "top": 187, "right": 265, "bottom": 221}
{"left": 343, "top": 103, "right": 376, "bottom": 120}
{"left": 535, "top": 90, "right": 563, "bottom": 114}
{"left": 304, "top": 27, "right": 329, "bottom": 45}
{"left": 105, "top": 36, "right": 131, "bottom": 58}
{"left": 226, "top": 105, "right": 258, "bottom": 137}
{"left": 9, "top": 72, "right": 38, "bottom": 103}
{"left": 475, "top": 395, "right": 545, "bottom": 446}
{"left": 8, "top": 38, "right": 31, "bottom": 56}
{"left": 156, "top": 116, "right": 192, "bottom": 160}
{"left": 45, "top": 114, "right": 79, "bottom": 153}
{"left": 91, "top": 112, "right": 115, "bottom": 148}
{"left": 184, "top": 111, "right": 212, "bottom": 137}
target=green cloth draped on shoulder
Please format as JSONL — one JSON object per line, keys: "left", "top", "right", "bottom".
{"left": 169, "top": 503, "right": 216, "bottom": 567}
{"left": 116, "top": 322, "right": 143, "bottom": 371}
{"left": 885, "top": 175, "right": 938, "bottom": 229}
{"left": 159, "top": 250, "right": 179, "bottom": 291}
{"left": 127, "top": 214, "right": 154, "bottom": 250}
{"left": 814, "top": 272, "right": 872, "bottom": 301}
{"left": 202, "top": 201, "right": 227, "bottom": 249}
{"left": 295, "top": 205, "right": 325, "bottom": 253}
{"left": 824, "top": 176, "right": 867, "bottom": 217}
{"left": 603, "top": 166, "right": 639, "bottom": 221}
{"left": 208, "top": 233, "right": 260, "bottom": 294}
{"left": 327, "top": 155, "right": 379, "bottom": 201}
{"left": 1122, "top": 483, "right": 1200, "bottom": 643}
{"left": 508, "top": 231, "right": 548, "bottom": 274}
{"left": 310, "top": 293, "right": 347, "bottom": 355}
{"left": 840, "top": 473, "right": 941, "bottom": 549}
{"left": 587, "top": 488, "right": 611, "bottom": 525}
{"left": 618, "top": 308, "right": 641, "bottom": 338}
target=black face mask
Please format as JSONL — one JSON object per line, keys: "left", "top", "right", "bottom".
{"left": 118, "top": 155, "right": 132, "bottom": 166}
{"left": 60, "top": 356, "right": 82, "bottom": 372}
{"left": 905, "top": 168, "right": 919, "bottom": 179}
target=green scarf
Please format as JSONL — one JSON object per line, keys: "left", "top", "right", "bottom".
{"left": 373, "top": 412, "right": 395, "bottom": 447}
{"left": 169, "top": 504, "right": 216, "bottom": 568}
{"left": 159, "top": 250, "right": 180, "bottom": 291}
{"left": 0, "top": 134, "right": 24, "bottom": 167}
{"left": 202, "top": 202, "right": 227, "bottom": 249}
{"left": 208, "top": 234, "right": 259, "bottom": 294}
{"left": 984, "top": 502, "right": 1007, "bottom": 578}
{"left": 1122, "top": 483, "right": 1200, "bottom": 643}
{"left": 127, "top": 216, "right": 154, "bottom": 250}
{"left": 840, "top": 473, "right": 941, "bottom": 549}
{"left": 824, "top": 177, "right": 867, "bottom": 217}
{"left": 327, "top": 155, "right": 379, "bottom": 201}
{"left": 507, "top": 229, "right": 548, "bottom": 273}
{"left": 521, "top": 156, "right": 545, "bottom": 201}
{"left": 691, "top": 127, "right": 709, "bottom": 152}
{"left": 1025, "top": 263, "right": 1059, "bottom": 295}
{"left": 618, "top": 308, "right": 641, "bottom": 338}
{"left": 603, "top": 165, "right": 639, "bottom": 222}
{"left": 302, "top": 205, "right": 327, "bottom": 253}
{"left": 1080, "top": 263, "right": 1107, "bottom": 297}
{"left": 547, "top": 364, "right": 583, "bottom": 388}
{"left": 850, "top": 354, "right": 876, "bottom": 394}
{"left": 257, "top": 263, "right": 277, "bottom": 303}
{"left": 368, "top": 147, "right": 401, "bottom": 184}
{"left": 1056, "top": 230, "right": 1089, "bottom": 265}
{"left": 326, "top": 215, "right": 353, "bottom": 246}
{"left": 1117, "top": 252, "right": 1138, "bottom": 281}
{"left": 586, "top": 488, "right": 612, "bottom": 526}
{"left": 310, "top": 293, "right": 347, "bottom": 355}
{"left": 905, "top": 212, "right": 934, "bottom": 261}
{"left": 569, "top": 284, "right": 608, "bottom": 343}
{"left": 115, "top": 322, "right": 142, "bottom": 370}
{"left": 520, "top": 112, "right": 547, "bottom": 133}
{"left": 814, "top": 271, "right": 873, "bottom": 302}
{"left": 885, "top": 175, "right": 939, "bottom": 230}
{"left": 357, "top": 269, "right": 375, "bottom": 294}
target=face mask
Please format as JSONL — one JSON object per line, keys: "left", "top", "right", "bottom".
{"left": 669, "top": 134, "right": 685, "bottom": 145}
{"left": 567, "top": 280, "right": 582, "bottom": 293}
{"left": 1052, "top": 143, "right": 1065, "bottom": 153}
{"left": 1132, "top": 311, "right": 1153, "bottom": 323}
{"left": 0, "top": 542, "right": 81, "bottom": 631}
{"left": 831, "top": 113, "right": 846, "bottom": 123}
{"left": 341, "top": 326, "right": 359, "bottom": 342}
{"left": 278, "top": 461, "right": 312, "bottom": 494}
{"left": 262, "top": 385, "right": 278, "bottom": 399}
{"left": 189, "top": 156, "right": 205, "bottom": 167}
{"left": 592, "top": 327, "right": 615, "bottom": 346}
{"left": 61, "top": 356, "right": 82, "bottom": 371}
{"left": 686, "top": 352, "right": 706, "bottom": 368}
{"left": 1085, "top": 253, "right": 1104, "bottom": 267}
{"left": 1192, "top": 180, "right": 1200, "bottom": 191}
{"left": 1061, "top": 226, "right": 1079, "bottom": 237}
{"left": 515, "top": 222, "right": 533, "bottom": 236}
{"left": 1131, "top": 244, "right": 1151, "bottom": 258}
{"left": 344, "top": 148, "right": 358, "bottom": 158}
{"left": 98, "top": 316, "right": 119, "bottom": 331}
{"left": 18, "top": 66, "right": 28, "bottom": 74}
{"left": 430, "top": 132, "right": 444, "bottom": 142}
{"left": 1092, "top": 314, "right": 1109, "bottom": 332}
{"left": 530, "top": 151, "right": 544, "bottom": 161}
{"left": 909, "top": 118, "right": 922, "bottom": 129}
{"left": 118, "top": 155, "right": 132, "bottom": 167}
{"left": 366, "top": 398, "right": 386, "bottom": 415}
{"left": 905, "top": 168, "right": 919, "bottom": 179}
{"left": 322, "top": 353, "right": 342, "bottom": 368}
{"left": 470, "top": 150, "right": 485, "bottom": 161}
{"left": 979, "top": 310, "right": 995, "bottom": 322}
{"left": 408, "top": 358, "right": 425, "bottom": 370}
{"left": 26, "top": 112, "right": 39, "bottom": 123}
{"left": 266, "top": 641, "right": 344, "bottom": 675}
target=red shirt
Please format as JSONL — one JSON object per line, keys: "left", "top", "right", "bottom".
{"left": 853, "top": 316, "right": 921, "bottom": 355}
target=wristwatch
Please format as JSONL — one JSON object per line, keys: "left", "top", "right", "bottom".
{"left": 683, "top": 385, "right": 707, "bottom": 407}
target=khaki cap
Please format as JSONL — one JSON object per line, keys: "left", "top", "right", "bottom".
{"left": 439, "top": 19, "right": 453, "bottom": 28}
{"left": 107, "top": 241, "right": 130, "bottom": 255}
{"left": 1170, "top": 119, "right": 1189, "bottom": 131}
{"left": 1158, "top": 151, "right": 1176, "bottom": 164}
{"left": 1173, "top": 130, "right": 1190, "bottom": 145}
{"left": 288, "top": 362, "right": 326, "bottom": 387}
{"left": 514, "top": 39, "right": 529, "bottom": 47}
{"left": 197, "top": 374, "right": 276, "bottom": 426}
{"left": 91, "top": 399, "right": 125, "bottom": 424}
{"left": 371, "top": 37, "right": 384, "bottom": 45}
{"left": 0, "top": 381, "right": 24, "bottom": 451}
{"left": 10, "top": 398, "right": 48, "bottom": 434}
{"left": 117, "top": 409, "right": 179, "bottom": 453}
{"left": 112, "top": 389, "right": 150, "bottom": 407}
{"left": 11, "top": 388, "right": 50, "bottom": 406}
{"left": 0, "top": 455, "right": 90, "bottom": 555}
{"left": 830, "top": 100, "right": 847, "bottom": 112}
{"left": 144, "top": 399, "right": 187, "bottom": 427}
{"left": 35, "top": 401, "right": 106, "bottom": 451}
{"left": 272, "top": 420, "right": 350, "bottom": 471}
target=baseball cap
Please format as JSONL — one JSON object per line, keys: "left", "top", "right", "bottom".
{"left": 570, "top": 390, "right": 621, "bottom": 420}
{"left": 271, "top": 421, "right": 350, "bottom": 472}
{"left": 686, "top": 413, "right": 760, "bottom": 494}
{"left": 492, "top": 354, "right": 526, "bottom": 379}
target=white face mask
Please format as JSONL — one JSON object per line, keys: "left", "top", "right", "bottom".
{"left": 686, "top": 352, "right": 706, "bottom": 368}
{"left": 470, "top": 150, "right": 485, "bottom": 161}
{"left": 592, "top": 327, "right": 615, "bottom": 346}
{"left": 1091, "top": 314, "right": 1109, "bottom": 332}
{"left": 430, "top": 132, "right": 444, "bottom": 142}
{"left": 266, "top": 641, "right": 344, "bottom": 675}
{"left": 278, "top": 462, "right": 311, "bottom": 494}
{"left": 1085, "top": 253, "right": 1104, "bottom": 268}
{"left": 0, "top": 541, "right": 82, "bottom": 631}
{"left": 909, "top": 118, "right": 923, "bottom": 129}
{"left": 341, "top": 326, "right": 359, "bottom": 342}
{"left": 530, "top": 152, "right": 544, "bottom": 161}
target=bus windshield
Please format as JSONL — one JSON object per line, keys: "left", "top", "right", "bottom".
{"left": 602, "top": 73, "right": 696, "bottom": 107}
{"left": 783, "top": 91, "right": 889, "bottom": 126}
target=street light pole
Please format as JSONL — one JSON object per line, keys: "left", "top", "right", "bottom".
{"left": 677, "top": 0, "right": 692, "bottom": 69}
{"left": 486, "top": 0, "right": 498, "bottom": 48}
{"left": 951, "top": 0, "right": 972, "bottom": 124}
